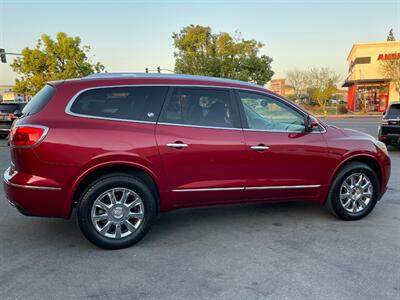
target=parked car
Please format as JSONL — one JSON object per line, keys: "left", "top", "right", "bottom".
{"left": 4, "top": 73, "right": 391, "bottom": 249}
{"left": 378, "top": 102, "right": 400, "bottom": 146}
{"left": 0, "top": 102, "right": 26, "bottom": 138}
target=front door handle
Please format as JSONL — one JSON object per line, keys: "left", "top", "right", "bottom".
{"left": 166, "top": 142, "right": 188, "bottom": 149}
{"left": 250, "top": 144, "right": 269, "bottom": 151}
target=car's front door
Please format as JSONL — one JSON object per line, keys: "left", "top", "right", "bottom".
{"left": 236, "top": 90, "right": 329, "bottom": 202}
{"left": 156, "top": 87, "right": 247, "bottom": 207}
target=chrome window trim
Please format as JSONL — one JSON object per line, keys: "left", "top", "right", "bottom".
{"left": 64, "top": 84, "right": 326, "bottom": 133}
{"left": 243, "top": 127, "right": 326, "bottom": 134}
{"left": 3, "top": 177, "right": 62, "bottom": 191}
{"left": 157, "top": 122, "right": 242, "bottom": 131}
{"left": 172, "top": 184, "right": 321, "bottom": 192}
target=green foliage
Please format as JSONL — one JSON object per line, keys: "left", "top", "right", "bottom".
{"left": 11, "top": 32, "right": 105, "bottom": 95}
{"left": 172, "top": 25, "right": 274, "bottom": 85}
{"left": 305, "top": 67, "right": 340, "bottom": 115}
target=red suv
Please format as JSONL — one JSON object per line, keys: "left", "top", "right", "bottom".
{"left": 4, "top": 74, "right": 391, "bottom": 249}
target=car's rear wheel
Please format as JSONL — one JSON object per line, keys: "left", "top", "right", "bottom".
{"left": 327, "top": 162, "right": 379, "bottom": 220}
{"left": 77, "top": 174, "right": 156, "bottom": 249}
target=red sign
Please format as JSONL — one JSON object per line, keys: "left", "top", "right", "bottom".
{"left": 377, "top": 53, "right": 400, "bottom": 60}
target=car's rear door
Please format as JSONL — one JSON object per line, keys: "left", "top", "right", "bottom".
{"left": 236, "top": 90, "right": 329, "bottom": 202}
{"left": 156, "top": 87, "right": 247, "bottom": 207}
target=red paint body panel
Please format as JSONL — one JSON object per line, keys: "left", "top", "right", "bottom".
{"left": 3, "top": 76, "right": 391, "bottom": 218}
{"left": 155, "top": 124, "right": 247, "bottom": 206}
{"left": 243, "top": 130, "right": 330, "bottom": 202}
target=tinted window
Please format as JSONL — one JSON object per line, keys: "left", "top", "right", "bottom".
{"left": 22, "top": 84, "right": 55, "bottom": 116}
{"left": 0, "top": 104, "right": 20, "bottom": 113}
{"left": 239, "top": 92, "right": 305, "bottom": 132}
{"left": 70, "top": 86, "right": 168, "bottom": 122}
{"left": 386, "top": 103, "right": 400, "bottom": 119}
{"left": 159, "top": 88, "right": 236, "bottom": 128}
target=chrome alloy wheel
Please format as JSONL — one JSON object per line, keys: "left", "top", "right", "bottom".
{"left": 91, "top": 188, "right": 144, "bottom": 239}
{"left": 340, "top": 173, "right": 373, "bottom": 213}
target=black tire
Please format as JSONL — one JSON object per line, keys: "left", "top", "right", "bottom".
{"left": 77, "top": 173, "right": 156, "bottom": 249}
{"left": 326, "top": 162, "right": 380, "bottom": 221}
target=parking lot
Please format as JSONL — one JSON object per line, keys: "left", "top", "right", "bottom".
{"left": 0, "top": 117, "right": 399, "bottom": 299}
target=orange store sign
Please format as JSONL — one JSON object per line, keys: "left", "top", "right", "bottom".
{"left": 377, "top": 53, "right": 400, "bottom": 60}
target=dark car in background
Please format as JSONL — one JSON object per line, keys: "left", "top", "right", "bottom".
{"left": 0, "top": 103, "right": 26, "bottom": 138}
{"left": 379, "top": 102, "right": 400, "bottom": 146}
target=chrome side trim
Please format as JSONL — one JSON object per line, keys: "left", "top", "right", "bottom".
{"left": 245, "top": 184, "right": 321, "bottom": 190}
{"left": 172, "top": 187, "right": 245, "bottom": 192}
{"left": 172, "top": 184, "right": 321, "bottom": 192}
{"left": 7, "top": 198, "right": 16, "bottom": 207}
{"left": 3, "top": 177, "right": 62, "bottom": 191}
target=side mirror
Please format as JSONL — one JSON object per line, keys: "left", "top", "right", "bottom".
{"left": 305, "top": 115, "right": 319, "bottom": 132}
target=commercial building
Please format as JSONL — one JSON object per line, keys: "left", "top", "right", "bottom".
{"left": 268, "top": 78, "right": 295, "bottom": 96}
{"left": 343, "top": 41, "right": 400, "bottom": 112}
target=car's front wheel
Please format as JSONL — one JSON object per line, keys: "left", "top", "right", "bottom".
{"left": 77, "top": 174, "right": 156, "bottom": 249}
{"left": 327, "top": 162, "right": 380, "bottom": 221}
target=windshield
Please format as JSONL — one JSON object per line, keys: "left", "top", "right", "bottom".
{"left": 0, "top": 104, "right": 20, "bottom": 113}
{"left": 385, "top": 103, "right": 400, "bottom": 119}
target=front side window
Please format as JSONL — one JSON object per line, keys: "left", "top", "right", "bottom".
{"left": 239, "top": 91, "right": 305, "bottom": 132}
{"left": 69, "top": 86, "right": 168, "bottom": 122}
{"left": 159, "top": 88, "right": 236, "bottom": 128}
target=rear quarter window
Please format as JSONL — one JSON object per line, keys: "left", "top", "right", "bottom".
{"left": 22, "top": 84, "right": 55, "bottom": 116}
{"left": 69, "top": 86, "right": 168, "bottom": 122}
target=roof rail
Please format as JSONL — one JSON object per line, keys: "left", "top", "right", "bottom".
{"left": 83, "top": 72, "right": 259, "bottom": 87}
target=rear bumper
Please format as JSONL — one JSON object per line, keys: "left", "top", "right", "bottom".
{"left": 3, "top": 167, "right": 68, "bottom": 218}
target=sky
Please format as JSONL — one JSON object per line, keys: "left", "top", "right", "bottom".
{"left": 0, "top": 0, "right": 399, "bottom": 85}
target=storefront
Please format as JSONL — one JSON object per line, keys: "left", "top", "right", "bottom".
{"left": 343, "top": 41, "right": 399, "bottom": 113}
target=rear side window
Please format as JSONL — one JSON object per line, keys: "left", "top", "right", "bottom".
{"left": 159, "top": 88, "right": 238, "bottom": 128}
{"left": 69, "top": 86, "right": 168, "bottom": 122}
{"left": 386, "top": 103, "right": 400, "bottom": 119}
{"left": 22, "top": 84, "right": 55, "bottom": 116}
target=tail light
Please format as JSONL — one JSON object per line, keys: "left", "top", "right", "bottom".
{"left": 8, "top": 113, "right": 14, "bottom": 120}
{"left": 9, "top": 125, "right": 48, "bottom": 147}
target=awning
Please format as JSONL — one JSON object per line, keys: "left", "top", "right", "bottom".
{"left": 342, "top": 79, "right": 388, "bottom": 87}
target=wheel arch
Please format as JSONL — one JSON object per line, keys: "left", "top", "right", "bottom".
{"left": 68, "top": 163, "right": 161, "bottom": 218}
{"left": 324, "top": 154, "right": 382, "bottom": 205}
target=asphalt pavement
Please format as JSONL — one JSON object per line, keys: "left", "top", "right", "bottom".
{"left": 0, "top": 117, "right": 399, "bottom": 299}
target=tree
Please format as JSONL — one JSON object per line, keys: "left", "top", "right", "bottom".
{"left": 286, "top": 69, "right": 307, "bottom": 100}
{"left": 11, "top": 32, "right": 105, "bottom": 95}
{"left": 172, "top": 25, "right": 274, "bottom": 85}
{"left": 387, "top": 29, "right": 396, "bottom": 41}
{"left": 380, "top": 58, "right": 400, "bottom": 99}
{"left": 306, "top": 67, "right": 340, "bottom": 115}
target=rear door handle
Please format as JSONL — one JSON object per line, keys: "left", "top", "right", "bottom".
{"left": 250, "top": 145, "right": 269, "bottom": 151}
{"left": 166, "top": 142, "right": 188, "bottom": 149}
